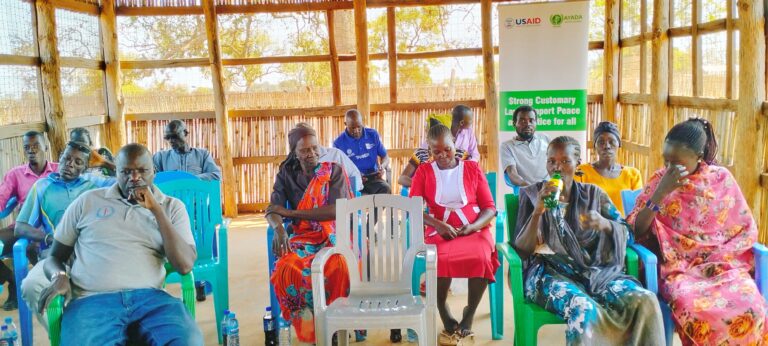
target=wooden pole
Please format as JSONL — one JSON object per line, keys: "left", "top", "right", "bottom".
{"left": 650, "top": 0, "right": 670, "bottom": 170}
{"left": 481, "top": 0, "right": 498, "bottom": 170}
{"left": 639, "top": 0, "right": 648, "bottom": 93}
{"left": 387, "top": 7, "right": 397, "bottom": 103}
{"left": 354, "top": 0, "right": 369, "bottom": 117}
{"left": 326, "top": 10, "right": 341, "bottom": 106}
{"left": 203, "top": 0, "right": 238, "bottom": 217}
{"left": 691, "top": 0, "right": 703, "bottom": 97}
{"left": 725, "top": 0, "right": 734, "bottom": 99}
{"left": 100, "top": 0, "right": 126, "bottom": 152}
{"left": 735, "top": 0, "right": 766, "bottom": 239}
{"left": 35, "top": 0, "right": 68, "bottom": 158}
{"left": 604, "top": 0, "right": 620, "bottom": 122}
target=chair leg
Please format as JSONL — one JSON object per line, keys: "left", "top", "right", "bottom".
{"left": 209, "top": 275, "right": 224, "bottom": 344}
{"left": 661, "top": 301, "right": 674, "bottom": 346}
{"left": 337, "top": 330, "right": 349, "bottom": 346}
{"left": 489, "top": 277, "right": 504, "bottom": 340}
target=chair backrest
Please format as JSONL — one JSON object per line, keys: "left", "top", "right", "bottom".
{"left": 335, "top": 194, "right": 425, "bottom": 291}
{"left": 621, "top": 189, "right": 643, "bottom": 216}
{"left": 0, "top": 196, "right": 18, "bottom": 219}
{"left": 486, "top": 172, "right": 497, "bottom": 205}
{"left": 154, "top": 171, "right": 198, "bottom": 184}
{"left": 505, "top": 193, "right": 520, "bottom": 241}
{"left": 156, "top": 179, "right": 223, "bottom": 261}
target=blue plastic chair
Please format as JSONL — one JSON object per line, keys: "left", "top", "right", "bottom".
{"left": 502, "top": 172, "right": 520, "bottom": 195}
{"left": 156, "top": 179, "right": 229, "bottom": 344}
{"left": 154, "top": 170, "right": 197, "bottom": 184}
{"left": 0, "top": 197, "right": 18, "bottom": 219}
{"left": 621, "top": 189, "right": 768, "bottom": 345}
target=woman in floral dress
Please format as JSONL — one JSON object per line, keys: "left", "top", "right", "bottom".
{"left": 628, "top": 118, "right": 768, "bottom": 345}
{"left": 515, "top": 136, "right": 664, "bottom": 345}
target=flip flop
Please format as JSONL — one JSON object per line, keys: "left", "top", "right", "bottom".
{"left": 438, "top": 330, "right": 461, "bottom": 346}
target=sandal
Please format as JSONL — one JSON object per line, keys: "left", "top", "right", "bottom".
{"left": 438, "top": 330, "right": 462, "bottom": 346}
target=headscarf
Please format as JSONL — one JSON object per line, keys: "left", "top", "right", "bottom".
{"left": 280, "top": 124, "right": 317, "bottom": 170}
{"left": 593, "top": 121, "right": 621, "bottom": 147}
{"left": 426, "top": 113, "right": 452, "bottom": 130}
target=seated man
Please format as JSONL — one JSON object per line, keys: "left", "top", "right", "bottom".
{"left": 68, "top": 127, "right": 117, "bottom": 177}
{"left": 333, "top": 109, "right": 391, "bottom": 195}
{"left": 38, "top": 143, "right": 202, "bottom": 345}
{"left": 500, "top": 105, "right": 550, "bottom": 189}
{"left": 17, "top": 141, "right": 115, "bottom": 329}
{"left": 153, "top": 120, "right": 221, "bottom": 181}
{"left": 296, "top": 122, "right": 362, "bottom": 193}
{"left": 0, "top": 131, "right": 58, "bottom": 310}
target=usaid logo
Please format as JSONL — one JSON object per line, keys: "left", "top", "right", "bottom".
{"left": 505, "top": 17, "right": 542, "bottom": 29}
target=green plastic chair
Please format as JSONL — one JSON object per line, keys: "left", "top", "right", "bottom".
{"left": 156, "top": 179, "right": 230, "bottom": 344}
{"left": 46, "top": 263, "right": 195, "bottom": 346}
{"left": 496, "top": 193, "right": 641, "bottom": 345}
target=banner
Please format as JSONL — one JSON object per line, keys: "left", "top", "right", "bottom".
{"left": 497, "top": 1, "right": 590, "bottom": 202}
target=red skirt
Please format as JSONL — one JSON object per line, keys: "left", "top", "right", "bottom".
{"left": 425, "top": 227, "right": 499, "bottom": 281}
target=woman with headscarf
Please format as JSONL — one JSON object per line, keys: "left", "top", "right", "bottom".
{"left": 628, "top": 118, "right": 768, "bottom": 345}
{"left": 515, "top": 136, "right": 664, "bottom": 345}
{"left": 265, "top": 125, "right": 353, "bottom": 343}
{"left": 576, "top": 121, "right": 642, "bottom": 215}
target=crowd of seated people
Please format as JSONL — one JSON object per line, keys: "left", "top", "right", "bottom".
{"left": 1, "top": 104, "right": 765, "bottom": 345}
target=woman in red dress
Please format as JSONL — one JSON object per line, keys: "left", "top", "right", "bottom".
{"left": 409, "top": 124, "right": 498, "bottom": 345}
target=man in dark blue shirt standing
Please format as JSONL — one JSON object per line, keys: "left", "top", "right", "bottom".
{"left": 333, "top": 109, "right": 391, "bottom": 195}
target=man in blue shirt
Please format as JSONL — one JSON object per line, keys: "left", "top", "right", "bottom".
{"left": 17, "top": 141, "right": 114, "bottom": 321}
{"left": 153, "top": 120, "right": 221, "bottom": 181}
{"left": 333, "top": 109, "right": 391, "bottom": 195}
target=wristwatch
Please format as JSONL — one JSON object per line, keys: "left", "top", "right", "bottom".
{"left": 645, "top": 200, "right": 661, "bottom": 212}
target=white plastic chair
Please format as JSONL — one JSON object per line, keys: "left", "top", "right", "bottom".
{"left": 311, "top": 194, "right": 437, "bottom": 346}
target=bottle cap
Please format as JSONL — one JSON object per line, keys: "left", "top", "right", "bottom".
{"left": 3, "top": 317, "right": 10, "bottom": 323}
{"left": 223, "top": 309, "right": 230, "bottom": 315}
{"left": 266, "top": 306, "right": 271, "bottom": 312}
{"left": 230, "top": 313, "right": 236, "bottom": 318}
{"left": 1, "top": 326, "right": 7, "bottom": 331}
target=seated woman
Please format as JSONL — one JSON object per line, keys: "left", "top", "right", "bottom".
{"left": 265, "top": 125, "right": 352, "bottom": 343}
{"left": 409, "top": 125, "right": 497, "bottom": 345}
{"left": 576, "top": 121, "right": 642, "bottom": 216}
{"left": 628, "top": 118, "right": 768, "bottom": 344}
{"left": 398, "top": 116, "right": 468, "bottom": 188}
{"left": 515, "top": 136, "right": 664, "bottom": 345}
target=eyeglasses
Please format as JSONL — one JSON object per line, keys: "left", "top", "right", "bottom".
{"left": 164, "top": 134, "right": 181, "bottom": 141}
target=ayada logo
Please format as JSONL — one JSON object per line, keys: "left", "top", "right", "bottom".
{"left": 550, "top": 14, "right": 563, "bottom": 26}
{"left": 505, "top": 17, "right": 542, "bottom": 28}
{"left": 550, "top": 13, "right": 583, "bottom": 27}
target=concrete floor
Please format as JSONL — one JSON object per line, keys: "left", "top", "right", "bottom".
{"left": 0, "top": 214, "right": 682, "bottom": 345}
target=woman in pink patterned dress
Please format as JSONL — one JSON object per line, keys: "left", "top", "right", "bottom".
{"left": 628, "top": 118, "right": 768, "bottom": 345}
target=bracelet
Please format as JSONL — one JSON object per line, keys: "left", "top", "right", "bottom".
{"left": 44, "top": 233, "right": 52, "bottom": 245}
{"left": 645, "top": 200, "right": 661, "bottom": 212}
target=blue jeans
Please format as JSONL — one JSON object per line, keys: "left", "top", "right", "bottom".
{"left": 61, "top": 288, "right": 203, "bottom": 346}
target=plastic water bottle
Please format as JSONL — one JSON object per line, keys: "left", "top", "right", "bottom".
{"left": 221, "top": 310, "right": 231, "bottom": 346}
{"left": 3, "top": 318, "right": 16, "bottom": 346}
{"left": 0, "top": 325, "right": 9, "bottom": 346}
{"left": 543, "top": 172, "right": 563, "bottom": 209}
{"left": 278, "top": 319, "right": 291, "bottom": 345}
{"left": 226, "top": 312, "right": 240, "bottom": 346}
{"left": 407, "top": 329, "right": 418, "bottom": 343}
{"left": 263, "top": 307, "right": 277, "bottom": 345}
